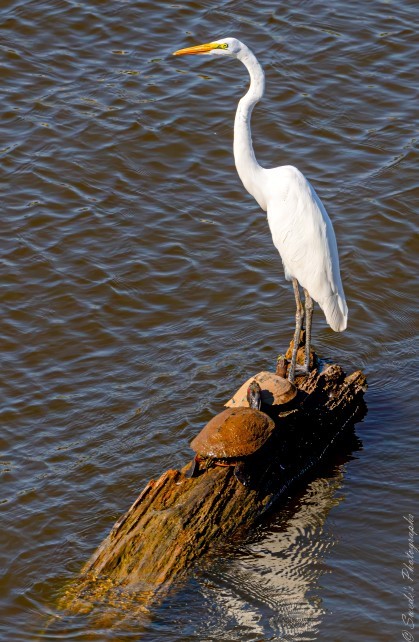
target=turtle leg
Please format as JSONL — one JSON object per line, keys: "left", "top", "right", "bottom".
{"left": 204, "top": 457, "right": 215, "bottom": 471}
{"left": 233, "top": 461, "right": 250, "bottom": 487}
{"left": 189, "top": 456, "right": 215, "bottom": 477}
{"left": 188, "top": 456, "right": 201, "bottom": 478}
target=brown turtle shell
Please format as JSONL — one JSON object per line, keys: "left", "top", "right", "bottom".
{"left": 225, "top": 371, "right": 296, "bottom": 409}
{"left": 190, "top": 407, "right": 275, "bottom": 459}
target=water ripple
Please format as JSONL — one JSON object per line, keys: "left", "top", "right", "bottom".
{"left": 1, "top": 0, "right": 417, "bottom": 639}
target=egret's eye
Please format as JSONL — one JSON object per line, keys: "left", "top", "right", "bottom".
{"left": 216, "top": 43, "right": 228, "bottom": 50}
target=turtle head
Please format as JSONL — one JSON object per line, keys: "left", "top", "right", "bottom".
{"left": 275, "top": 355, "right": 288, "bottom": 379}
{"left": 247, "top": 380, "right": 262, "bottom": 410}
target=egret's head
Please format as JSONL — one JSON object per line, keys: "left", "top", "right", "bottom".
{"left": 173, "top": 37, "right": 242, "bottom": 58}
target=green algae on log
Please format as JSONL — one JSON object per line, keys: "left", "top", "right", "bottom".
{"left": 60, "top": 342, "right": 367, "bottom": 616}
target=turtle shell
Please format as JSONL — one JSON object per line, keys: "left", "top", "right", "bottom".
{"left": 225, "top": 371, "right": 296, "bottom": 408}
{"left": 190, "top": 407, "right": 275, "bottom": 459}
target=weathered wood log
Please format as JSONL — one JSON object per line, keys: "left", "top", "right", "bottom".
{"left": 60, "top": 340, "right": 366, "bottom": 618}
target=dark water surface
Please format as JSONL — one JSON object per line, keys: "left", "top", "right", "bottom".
{"left": 1, "top": 0, "right": 417, "bottom": 640}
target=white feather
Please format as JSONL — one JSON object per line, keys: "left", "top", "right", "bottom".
{"left": 228, "top": 39, "right": 348, "bottom": 333}
{"left": 265, "top": 166, "right": 347, "bottom": 331}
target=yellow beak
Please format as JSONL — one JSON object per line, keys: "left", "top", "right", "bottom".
{"left": 172, "top": 42, "right": 217, "bottom": 56}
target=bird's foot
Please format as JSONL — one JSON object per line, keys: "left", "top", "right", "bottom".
{"left": 294, "top": 364, "right": 310, "bottom": 376}
{"left": 288, "top": 364, "right": 310, "bottom": 383}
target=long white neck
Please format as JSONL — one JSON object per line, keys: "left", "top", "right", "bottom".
{"left": 234, "top": 45, "right": 267, "bottom": 211}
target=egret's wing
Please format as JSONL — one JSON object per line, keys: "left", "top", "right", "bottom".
{"left": 265, "top": 166, "right": 347, "bottom": 331}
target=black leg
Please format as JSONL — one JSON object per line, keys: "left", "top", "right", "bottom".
{"left": 303, "top": 288, "right": 314, "bottom": 372}
{"left": 288, "top": 278, "right": 304, "bottom": 383}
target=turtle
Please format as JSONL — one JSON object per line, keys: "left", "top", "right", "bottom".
{"left": 225, "top": 370, "right": 297, "bottom": 409}
{"left": 188, "top": 381, "right": 276, "bottom": 486}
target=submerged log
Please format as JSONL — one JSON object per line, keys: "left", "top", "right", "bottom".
{"left": 61, "top": 339, "right": 367, "bottom": 616}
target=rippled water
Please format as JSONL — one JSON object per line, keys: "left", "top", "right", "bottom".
{"left": 1, "top": 0, "right": 417, "bottom": 640}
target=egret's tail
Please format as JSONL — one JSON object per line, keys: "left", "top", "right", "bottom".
{"left": 321, "top": 292, "right": 348, "bottom": 332}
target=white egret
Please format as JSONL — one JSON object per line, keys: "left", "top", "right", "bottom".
{"left": 173, "top": 38, "right": 348, "bottom": 382}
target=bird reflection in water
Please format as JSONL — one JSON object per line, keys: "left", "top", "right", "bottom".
{"left": 195, "top": 470, "right": 349, "bottom": 640}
